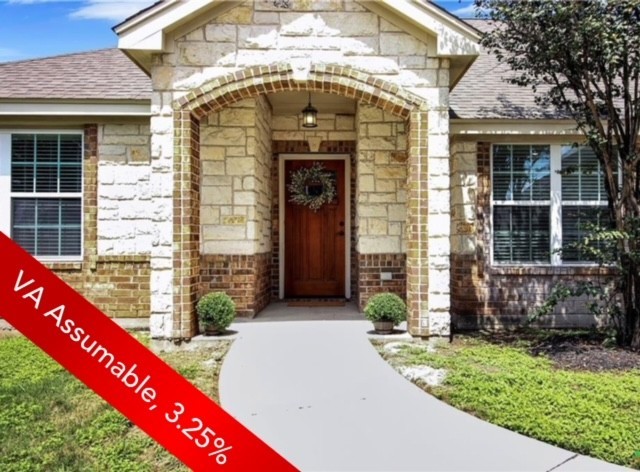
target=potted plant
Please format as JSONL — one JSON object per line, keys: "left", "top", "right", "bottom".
{"left": 364, "top": 293, "right": 406, "bottom": 334}
{"left": 196, "top": 292, "right": 236, "bottom": 335}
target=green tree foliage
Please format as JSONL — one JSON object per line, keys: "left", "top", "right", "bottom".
{"left": 475, "top": 0, "right": 640, "bottom": 348}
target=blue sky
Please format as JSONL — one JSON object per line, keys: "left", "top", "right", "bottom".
{"left": 0, "top": 0, "right": 477, "bottom": 63}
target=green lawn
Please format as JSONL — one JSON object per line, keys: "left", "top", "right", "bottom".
{"left": 375, "top": 336, "right": 640, "bottom": 469}
{"left": 0, "top": 332, "right": 231, "bottom": 472}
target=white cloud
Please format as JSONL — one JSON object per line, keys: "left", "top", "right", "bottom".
{"left": 5, "top": 0, "right": 154, "bottom": 22}
{"left": 451, "top": 4, "right": 478, "bottom": 17}
{"left": 451, "top": 3, "right": 489, "bottom": 18}
{"left": 70, "top": 0, "right": 154, "bottom": 22}
{"left": 7, "top": 0, "right": 78, "bottom": 3}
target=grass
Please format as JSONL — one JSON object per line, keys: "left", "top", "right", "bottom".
{"left": 0, "top": 331, "right": 231, "bottom": 472}
{"left": 375, "top": 335, "right": 640, "bottom": 469}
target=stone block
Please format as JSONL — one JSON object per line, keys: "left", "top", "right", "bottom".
{"left": 368, "top": 123, "right": 393, "bottom": 137}
{"left": 202, "top": 161, "right": 226, "bottom": 177}
{"left": 388, "top": 204, "right": 406, "bottom": 222}
{"left": 336, "top": 114, "right": 355, "bottom": 130}
{"left": 202, "top": 127, "right": 246, "bottom": 146}
{"left": 179, "top": 42, "right": 236, "bottom": 66}
{"left": 200, "top": 146, "right": 226, "bottom": 161}
{"left": 238, "top": 25, "right": 280, "bottom": 48}
{"left": 428, "top": 135, "right": 450, "bottom": 158}
{"left": 184, "top": 28, "right": 204, "bottom": 41}
{"left": 205, "top": 24, "right": 237, "bottom": 42}
{"left": 216, "top": 6, "right": 253, "bottom": 24}
{"left": 234, "top": 191, "right": 256, "bottom": 205}
{"left": 358, "top": 105, "right": 384, "bottom": 123}
{"left": 358, "top": 205, "right": 387, "bottom": 217}
{"left": 129, "top": 146, "right": 151, "bottom": 163}
{"left": 227, "top": 157, "right": 256, "bottom": 175}
{"left": 400, "top": 55, "right": 427, "bottom": 69}
{"left": 375, "top": 179, "right": 396, "bottom": 193}
{"left": 375, "top": 166, "right": 406, "bottom": 180}
{"left": 201, "top": 185, "right": 232, "bottom": 205}
{"left": 358, "top": 236, "right": 401, "bottom": 254}
{"left": 369, "top": 193, "right": 399, "bottom": 203}
{"left": 226, "top": 147, "right": 248, "bottom": 157}
{"left": 380, "top": 33, "right": 428, "bottom": 55}
{"left": 328, "top": 131, "right": 357, "bottom": 141}
{"left": 219, "top": 107, "right": 256, "bottom": 126}
{"left": 253, "top": 11, "right": 279, "bottom": 24}
{"left": 368, "top": 218, "right": 388, "bottom": 235}
{"left": 272, "top": 115, "right": 299, "bottom": 130}
{"left": 360, "top": 137, "right": 397, "bottom": 151}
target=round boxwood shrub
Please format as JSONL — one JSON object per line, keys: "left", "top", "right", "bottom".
{"left": 197, "top": 292, "right": 236, "bottom": 334}
{"left": 364, "top": 293, "right": 407, "bottom": 325}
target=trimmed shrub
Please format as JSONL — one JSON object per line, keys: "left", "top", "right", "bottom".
{"left": 196, "top": 292, "right": 235, "bottom": 334}
{"left": 364, "top": 293, "right": 406, "bottom": 325}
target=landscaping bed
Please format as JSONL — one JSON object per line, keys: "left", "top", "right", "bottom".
{"left": 374, "top": 331, "right": 640, "bottom": 469}
{"left": 0, "top": 332, "right": 231, "bottom": 471}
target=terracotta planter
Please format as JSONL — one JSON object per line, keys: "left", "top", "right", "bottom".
{"left": 373, "top": 321, "right": 395, "bottom": 334}
{"left": 201, "top": 324, "right": 224, "bottom": 336}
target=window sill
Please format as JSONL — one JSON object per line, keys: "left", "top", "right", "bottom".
{"left": 489, "top": 265, "right": 617, "bottom": 276}
{"left": 42, "top": 261, "right": 84, "bottom": 271}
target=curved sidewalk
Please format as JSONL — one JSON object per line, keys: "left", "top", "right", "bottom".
{"left": 219, "top": 319, "right": 626, "bottom": 471}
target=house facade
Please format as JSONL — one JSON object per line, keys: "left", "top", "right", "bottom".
{"left": 0, "top": 0, "right": 609, "bottom": 340}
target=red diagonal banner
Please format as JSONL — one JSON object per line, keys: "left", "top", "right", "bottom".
{"left": 0, "top": 232, "right": 298, "bottom": 472}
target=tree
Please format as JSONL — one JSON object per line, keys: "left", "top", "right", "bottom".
{"left": 475, "top": 0, "right": 640, "bottom": 349}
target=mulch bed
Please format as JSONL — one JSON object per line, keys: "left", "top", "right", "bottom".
{"left": 529, "top": 336, "right": 640, "bottom": 372}
{"left": 462, "top": 330, "right": 640, "bottom": 372}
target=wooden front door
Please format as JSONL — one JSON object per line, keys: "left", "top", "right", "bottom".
{"left": 285, "top": 159, "right": 346, "bottom": 298}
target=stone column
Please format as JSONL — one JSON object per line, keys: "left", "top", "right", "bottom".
{"left": 149, "top": 101, "right": 176, "bottom": 339}
{"left": 427, "top": 104, "right": 452, "bottom": 337}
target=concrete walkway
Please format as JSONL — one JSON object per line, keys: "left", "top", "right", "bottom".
{"left": 219, "top": 313, "right": 627, "bottom": 471}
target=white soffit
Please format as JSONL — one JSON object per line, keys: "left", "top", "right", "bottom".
{"left": 0, "top": 102, "right": 151, "bottom": 117}
{"left": 451, "top": 120, "right": 581, "bottom": 136}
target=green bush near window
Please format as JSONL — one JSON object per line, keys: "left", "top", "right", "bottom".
{"left": 196, "top": 292, "right": 236, "bottom": 335}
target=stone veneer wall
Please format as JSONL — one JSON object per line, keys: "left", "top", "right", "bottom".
{"left": 97, "top": 122, "right": 153, "bottom": 255}
{"left": 200, "top": 98, "right": 272, "bottom": 255}
{"left": 356, "top": 104, "right": 408, "bottom": 308}
{"left": 150, "top": 0, "right": 453, "bottom": 338}
{"left": 450, "top": 140, "right": 613, "bottom": 329}
{"left": 46, "top": 124, "right": 151, "bottom": 321}
{"left": 270, "top": 112, "right": 357, "bottom": 299}
{"left": 198, "top": 96, "right": 272, "bottom": 316}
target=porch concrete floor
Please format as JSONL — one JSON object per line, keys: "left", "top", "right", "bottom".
{"left": 219, "top": 316, "right": 628, "bottom": 471}
{"left": 237, "top": 301, "right": 366, "bottom": 322}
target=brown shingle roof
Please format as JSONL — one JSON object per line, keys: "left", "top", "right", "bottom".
{"left": 450, "top": 19, "right": 560, "bottom": 119}
{"left": 0, "top": 48, "right": 151, "bottom": 101}
{"left": 0, "top": 21, "right": 556, "bottom": 119}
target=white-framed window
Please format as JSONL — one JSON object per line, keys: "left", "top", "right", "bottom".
{"left": 491, "top": 143, "right": 611, "bottom": 266}
{"left": 0, "top": 132, "right": 83, "bottom": 260}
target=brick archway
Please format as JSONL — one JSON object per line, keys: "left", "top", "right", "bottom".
{"left": 170, "top": 64, "right": 433, "bottom": 339}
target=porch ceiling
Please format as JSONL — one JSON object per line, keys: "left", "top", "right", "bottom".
{"left": 267, "top": 92, "right": 356, "bottom": 116}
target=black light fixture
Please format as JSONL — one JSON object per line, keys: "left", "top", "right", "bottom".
{"left": 301, "top": 92, "right": 318, "bottom": 128}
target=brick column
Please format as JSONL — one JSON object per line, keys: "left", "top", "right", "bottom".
{"left": 406, "top": 110, "right": 430, "bottom": 336}
{"left": 172, "top": 110, "right": 201, "bottom": 339}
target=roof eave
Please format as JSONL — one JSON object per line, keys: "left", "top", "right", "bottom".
{"left": 0, "top": 99, "right": 151, "bottom": 117}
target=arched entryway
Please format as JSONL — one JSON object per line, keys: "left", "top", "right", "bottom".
{"left": 166, "top": 63, "right": 438, "bottom": 340}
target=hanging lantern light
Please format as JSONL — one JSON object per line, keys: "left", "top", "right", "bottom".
{"left": 301, "top": 92, "right": 318, "bottom": 128}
